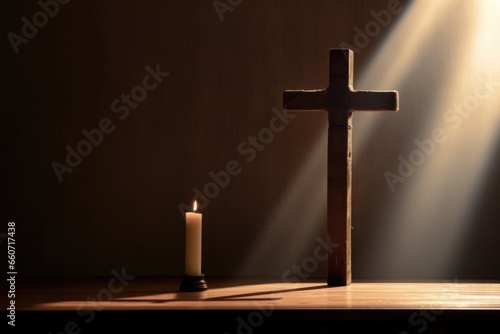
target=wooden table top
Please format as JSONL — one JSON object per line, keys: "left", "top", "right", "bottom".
{"left": 15, "top": 276, "right": 500, "bottom": 311}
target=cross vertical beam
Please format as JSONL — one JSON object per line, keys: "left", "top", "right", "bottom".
{"left": 283, "top": 48, "right": 399, "bottom": 286}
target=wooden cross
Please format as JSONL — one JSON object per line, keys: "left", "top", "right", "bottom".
{"left": 283, "top": 48, "right": 399, "bottom": 286}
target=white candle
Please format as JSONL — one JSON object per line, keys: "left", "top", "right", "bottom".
{"left": 185, "top": 200, "right": 202, "bottom": 276}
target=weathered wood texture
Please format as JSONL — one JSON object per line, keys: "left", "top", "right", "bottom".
{"left": 283, "top": 49, "right": 398, "bottom": 286}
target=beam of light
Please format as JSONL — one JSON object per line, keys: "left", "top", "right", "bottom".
{"left": 353, "top": 0, "right": 482, "bottom": 155}
{"left": 238, "top": 114, "right": 327, "bottom": 277}
{"left": 355, "top": 0, "right": 433, "bottom": 152}
{"left": 365, "top": 0, "right": 500, "bottom": 279}
{"left": 357, "top": 0, "right": 435, "bottom": 89}
{"left": 446, "top": 0, "right": 500, "bottom": 273}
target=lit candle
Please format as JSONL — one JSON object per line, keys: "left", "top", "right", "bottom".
{"left": 185, "top": 200, "right": 202, "bottom": 276}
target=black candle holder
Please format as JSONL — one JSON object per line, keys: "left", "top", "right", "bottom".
{"left": 179, "top": 274, "right": 208, "bottom": 292}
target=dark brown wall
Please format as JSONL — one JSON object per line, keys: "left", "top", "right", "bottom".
{"left": 3, "top": 0, "right": 499, "bottom": 280}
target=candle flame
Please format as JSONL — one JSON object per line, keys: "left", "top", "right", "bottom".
{"left": 193, "top": 200, "right": 198, "bottom": 212}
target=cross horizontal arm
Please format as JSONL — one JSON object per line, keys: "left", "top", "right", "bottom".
{"left": 283, "top": 89, "right": 398, "bottom": 113}
{"left": 283, "top": 90, "right": 327, "bottom": 110}
{"left": 344, "top": 90, "right": 399, "bottom": 112}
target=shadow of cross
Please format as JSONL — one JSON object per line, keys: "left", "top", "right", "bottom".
{"left": 283, "top": 48, "right": 399, "bottom": 286}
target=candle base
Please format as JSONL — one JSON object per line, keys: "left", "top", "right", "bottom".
{"left": 179, "top": 274, "right": 208, "bottom": 292}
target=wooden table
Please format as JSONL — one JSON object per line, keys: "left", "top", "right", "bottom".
{"left": 10, "top": 276, "right": 500, "bottom": 333}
